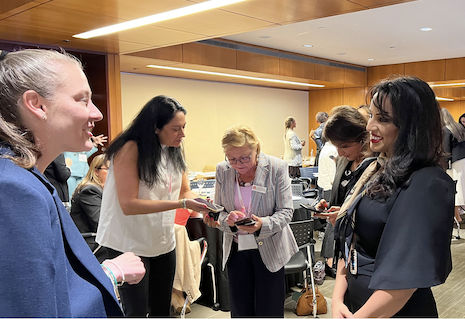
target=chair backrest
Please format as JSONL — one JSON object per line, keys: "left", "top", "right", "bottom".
{"left": 291, "top": 183, "right": 303, "bottom": 196}
{"left": 289, "top": 220, "right": 313, "bottom": 249}
{"left": 300, "top": 166, "right": 318, "bottom": 178}
{"left": 190, "top": 179, "right": 216, "bottom": 189}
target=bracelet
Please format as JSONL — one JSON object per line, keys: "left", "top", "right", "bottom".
{"left": 179, "top": 198, "right": 187, "bottom": 209}
{"left": 101, "top": 263, "right": 117, "bottom": 287}
{"left": 104, "top": 260, "right": 126, "bottom": 286}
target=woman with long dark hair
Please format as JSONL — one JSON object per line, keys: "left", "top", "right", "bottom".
{"left": 332, "top": 76, "right": 454, "bottom": 317}
{"left": 96, "top": 95, "right": 207, "bottom": 317}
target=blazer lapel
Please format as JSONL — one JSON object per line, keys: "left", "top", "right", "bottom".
{"left": 223, "top": 163, "right": 237, "bottom": 213}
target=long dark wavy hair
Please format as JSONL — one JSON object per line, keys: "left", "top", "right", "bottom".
{"left": 365, "top": 76, "right": 444, "bottom": 199}
{"left": 105, "top": 95, "right": 187, "bottom": 188}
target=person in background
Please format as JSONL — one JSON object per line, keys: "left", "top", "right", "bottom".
{"left": 283, "top": 116, "right": 305, "bottom": 178}
{"left": 70, "top": 154, "right": 109, "bottom": 256}
{"left": 44, "top": 153, "right": 71, "bottom": 205}
{"left": 316, "top": 140, "right": 337, "bottom": 201}
{"left": 333, "top": 76, "right": 454, "bottom": 317}
{"left": 204, "top": 124, "right": 298, "bottom": 317}
{"left": 0, "top": 48, "right": 145, "bottom": 317}
{"left": 309, "top": 111, "right": 329, "bottom": 166}
{"left": 441, "top": 108, "right": 465, "bottom": 223}
{"left": 96, "top": 95, "right": 208, "bottom": 317}
{"left": 357, "top": 104, "right": 371, "bottom": 121}
{"left": 314, "top": 105, "right": 376, "bottom": 279}
{"left": 459, "top": 113, "right": 465, "bottom": 128}
{"left": 64, "top": 133, "right": 107, "bottom": 198}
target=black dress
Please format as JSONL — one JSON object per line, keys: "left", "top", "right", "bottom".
{"left": 341, "top": 166, "right": 454, "bottom": 317}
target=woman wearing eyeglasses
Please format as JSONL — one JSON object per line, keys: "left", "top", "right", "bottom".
{"left": 204, "top": 124, "right": 298, "bottom": 317}
{"left": 70, "top": 154, "right": 109, "bottom": 256}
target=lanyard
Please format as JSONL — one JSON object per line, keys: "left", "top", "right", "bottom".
{"left": 236, "top": 174, "right": 252, "bottom": 216}
{"left": 162, "top": 146, "right": 172, "bottom": 200}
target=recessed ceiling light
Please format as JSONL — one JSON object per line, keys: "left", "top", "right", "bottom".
{"left": 74, "top": 0, "right": 248, "bottom": 39}
{"left": 436, "top": 97, "right": 454, "bottom": 101}
{"left": 259, "top": 35, "right": 270, "bottom": 39}
{"left": 338, "top": 53, "right": 346, "bottom": 55}
{"left": 146, "top": 65, "right": 325, "bottom": 88}
{"left": 367, "top": 58, "right": 375, "bottom": 61}
{"left": 420, "top": 27, "right": 433, "bottom": 32}
{"left": 302, "top": 44, "right": 313, "bottom": 48}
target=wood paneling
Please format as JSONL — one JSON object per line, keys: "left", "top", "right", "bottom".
{"left": 107, "top": 53, "right": 123, "bottom": 140}
{"left": 182, "top": 42, "right": 236, "bottom": 69}
{"left": 344, "top": 68, "right": 367, "bottom": 87}
{"left": 439, "top": 100, "right": 464, "bottom": 122}
{"left": 343, "top": 87, "right": 367, "bottom": 107}
{"left": 404, "top": 60, "right": 446, "bottom": 82}
{"left": 445, "top": 58, "right": 465, "bottom": 81}
{"left": 314, "top": 63, "right": 345, "bottom": 84}
{"left": 279, "top": 57, "right": 315, "bottom": 79}
{"left": 367, "top": 64, "right": 405, "bottom": 86}
{"left": 127, "top": 45, "right": 182, "bottom": 62}
{"left": 237, "top": 50, "right": 280, "bottom": 76}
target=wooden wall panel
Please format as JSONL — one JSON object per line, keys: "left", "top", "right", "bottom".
{"left": 314, "top": 63, "right": 345, "bottom": 84}
{"left": 279, "top": 58, "right": 314, "bottom": 79}
{"left": 344, "top": 68, "right": 367, "bottom": 87}
{"left": 404, "top": 60, "right": 445, "bottom": 82}
{"left": 128, "top": 45, "right": 182, "bottom": 62}
{"left": 236, "top": 51, "right": 280, "bottom": 75}
{"left": 183, "top": 42, "right": 236, "bottom": 69}
{"left": 367, "top": 63, "right": 404, "bottom": 86}
{"left": 107, "top": 53, "right": 123, "bottom": 141}
{"left": 445, "top": 58, "right": 465, "bottom": 81}
{"left": 343, "top": 87, "right": 367, "bottom": 107}
{"left": 440, "top": 100, "right": 465, "bottom": 121}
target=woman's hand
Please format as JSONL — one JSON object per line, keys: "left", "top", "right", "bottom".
{"left": 315, "top": 199, "right": 329, "bottom": 211}
{"left": 185, "top": 199, "right": 208, "bottom": 213}
{"left": 203, "top": 213, "right": 220, "bottom": 228}
{"left": 237, "top": 214, "right": 262, "bottom": 234}
{"left": 226, "top": 210, "right": 246, "bottom": 227}
{"left": 103, "top": 252, "right": 145, "bottom": 285}
{"left": 332, "top": 300, "right": 354, "bottom": 318}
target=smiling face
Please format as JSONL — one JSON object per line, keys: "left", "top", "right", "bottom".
{"left": 225, "top": 145, "right": 257, "bottom": 176}
{"left": 156, "top": 111, "right": 186, "bottom": 148}
{"left": 45, "top": 63, "right": 103, "bottom": 153}
{"left": 366, "top": 95, "right": 399, "bottom": 157}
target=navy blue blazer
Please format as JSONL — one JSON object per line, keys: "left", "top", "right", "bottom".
{"left": 0, "top": 146, "right": 122, "bottom": 317}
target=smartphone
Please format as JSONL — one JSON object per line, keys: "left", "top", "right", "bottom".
{"left": 194, "top": 198, "right": 224, "bottom": 213}
{"left": 300, "top": 203, "right": 328, "bottom": 215}
{"left": 234, "top": 217, "right": 256, "bottom": 226}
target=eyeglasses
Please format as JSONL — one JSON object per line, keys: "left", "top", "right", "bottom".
{"left": 225, "top": 154, "right": 253, "bottom": 165}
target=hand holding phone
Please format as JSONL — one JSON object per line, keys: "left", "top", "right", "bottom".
{"left": 194, "top": 198, "right": 224, "bottom": 212}
{"left": 234, "top": 217, "right": 256, "bottom": 226}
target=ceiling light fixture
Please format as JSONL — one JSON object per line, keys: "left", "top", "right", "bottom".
{"left": 146, "top": 65, "right": 325, "bottom": 88}
{"left": 259, "top": 35, "right": 270, "bottom": 39}
{"left": 420, "top": 27, "right": 433, "bottom": 32}
{"left": 74, "top": 0, "right": 248, "bottom": 39}
{"left": 429, "top": 82, "right": 465, "bottom": 87}
{"left": 436, "top": 97, "right": 454, "bottom": 101}
{"left": 367, "top": 58, "right": 375, "bottom": 61}
{"left": 302, "top": 44, "right": 313, "bottom": 47}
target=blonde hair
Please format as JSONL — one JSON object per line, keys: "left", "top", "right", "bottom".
{"left": 222, "top": 124, "right": 261, "bottom": 155}
{"left": 284, "top": 116, "right": 295, "bottom": 131}
{"left": 0, "top": 49, "right": 82, "bottom": 168}
{"left": 73, "top": 154, "right": 108, "bottom": 196}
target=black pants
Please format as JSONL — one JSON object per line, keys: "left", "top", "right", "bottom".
{"left": 104, "top": 247, "right": 176, "bottom": 317}
{"left": 227, "top": 242, "right": 285, "bottom": 317}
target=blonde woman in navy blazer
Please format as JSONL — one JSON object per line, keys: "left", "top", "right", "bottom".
{"left": 205, "top": 124, "right": 298, "bottom": 317}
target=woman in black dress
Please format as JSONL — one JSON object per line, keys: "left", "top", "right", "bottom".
{"left": 333, "top": 76, "right": 455, "bottom": 317}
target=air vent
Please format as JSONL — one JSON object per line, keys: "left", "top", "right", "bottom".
{"left": 197, "top": 39, "right": 365, "bottom": 73}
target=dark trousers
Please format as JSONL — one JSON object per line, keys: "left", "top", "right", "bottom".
{"left": 104, "top": 247, "right": 176, "bottom": 317}
{"left": 227, "top": 242, "right": 285, "bottom": 318}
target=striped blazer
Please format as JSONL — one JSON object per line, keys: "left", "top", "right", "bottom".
{"left": 215, "top": 153, "right": 298, "bottom": 272}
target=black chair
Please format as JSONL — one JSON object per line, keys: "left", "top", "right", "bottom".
{"left": 285, "top": 220, "right": 318, "bottom": 318}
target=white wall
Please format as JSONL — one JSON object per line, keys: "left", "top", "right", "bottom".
{"left": 121, "top": 73, "right": 309, "bottom": 171}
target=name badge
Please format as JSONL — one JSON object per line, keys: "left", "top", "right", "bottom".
{"left": 162, "top": 211, "right": 175, "bottom": 227}
{"left": 238, "top": 234, "right": 258, "bottom": 251}
{"left": 252, "top": 185, "right": 266, "bottom": 193}
{"left": 78, "top": 154, "right": 87, "bottom": 162}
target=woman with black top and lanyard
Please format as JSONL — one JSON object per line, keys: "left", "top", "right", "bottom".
{"left": 333, "top": 76, "right": 454, "bottom": 317}
{"left": 314, "top": 105, "right": 376, "bottom": 278}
